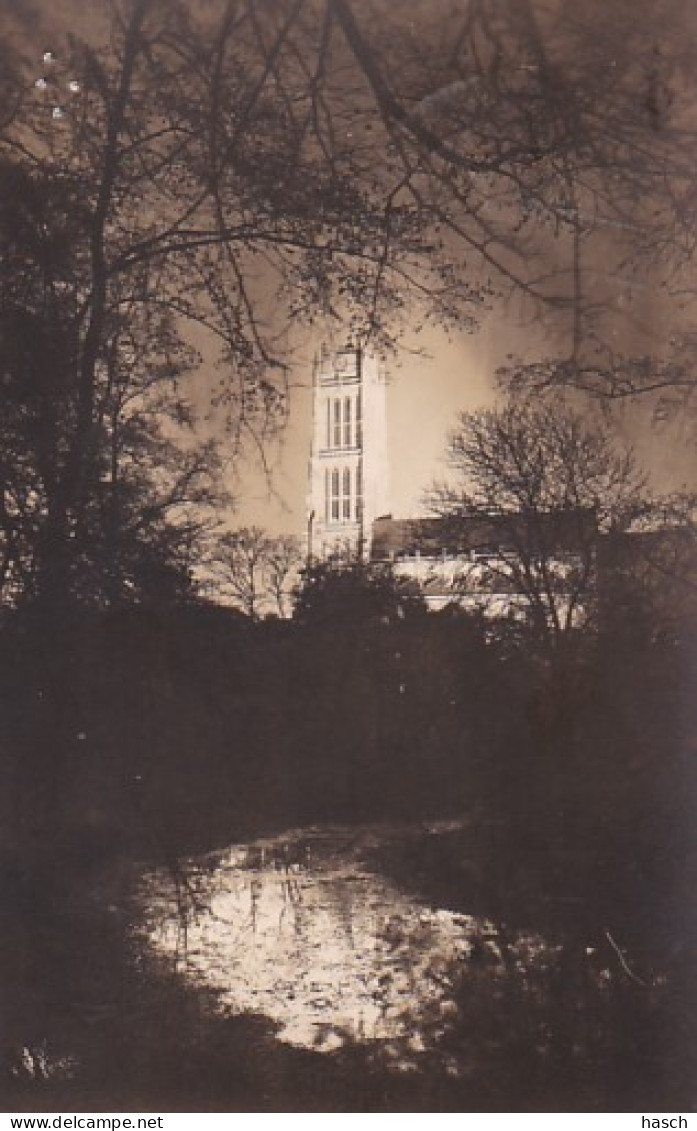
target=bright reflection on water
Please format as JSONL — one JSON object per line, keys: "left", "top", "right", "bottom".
{"left": 141, "top": 824, "right": 547, "bottom": 1067}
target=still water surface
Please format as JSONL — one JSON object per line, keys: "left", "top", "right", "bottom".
{"left": 141, "top": 823, "right": 549, "bottom": 1070}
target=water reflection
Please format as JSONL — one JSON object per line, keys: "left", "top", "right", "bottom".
{"left": 141, "top": 824, "right": 547, "bottom": 1066}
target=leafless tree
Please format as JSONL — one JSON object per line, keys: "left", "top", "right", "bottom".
{"left": 427, "top": 396, "right": 647, "bottom": 646}
{"left": 211, "top": 526, "right": 271, "bottom": 619}
{"left": 357, "top": 0, "right": 697, "bottom": 415}
{"left": 265, "top": 534, "right": 302, "bottom": 617}
{"left": 210, "top": 528, "right": 301, "bottom": 618}
{"left": 322, "top": 0, "right": 697, "bottom": 400}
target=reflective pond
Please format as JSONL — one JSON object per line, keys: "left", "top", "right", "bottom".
{"left": 140, "top": 822, "right": 561, "bottom": 1073}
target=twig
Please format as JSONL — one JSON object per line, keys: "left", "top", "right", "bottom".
{"left": 604, "top": 928, "right": 649, "bottom": 987}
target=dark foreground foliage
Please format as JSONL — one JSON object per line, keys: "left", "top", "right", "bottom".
{"left": 1, "top": 596, "right": 696, "bottom": 1110}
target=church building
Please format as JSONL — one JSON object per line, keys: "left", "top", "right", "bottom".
{"left": 304, "top": 343, "right": 691, "bottom": 633}
{"left": 306, "top": 342, "right": 601, "bottom": 623}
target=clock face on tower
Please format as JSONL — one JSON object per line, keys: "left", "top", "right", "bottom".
{"left": 319, "top": 348, "right": 360, "bottom": 384}
{"left": 333, "top": 350, "right": 358, "bottom": 378}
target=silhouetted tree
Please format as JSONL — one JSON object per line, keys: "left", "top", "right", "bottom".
{"left": 265, "top": 534, "right": 302, "bottom": 617}
{"left": 0, "top": 158, "right": 225, "bottom": 608}
{"left": 428, "top": 396, "right": 646, "bottom": 647}
{"left": 211, "top": 526, "right": 271, "bottom": 619}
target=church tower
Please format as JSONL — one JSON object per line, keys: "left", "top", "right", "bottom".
{"left": 307, "top": 343, "right": 388, "bottom": 562}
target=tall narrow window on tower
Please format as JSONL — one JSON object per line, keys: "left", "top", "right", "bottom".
{"left": 331, "top": 468, "right": 340, "bottom": 521}
{"left": 355, "top": 392, "right": 362, "bottom": 449}
{"left": 343, "top": 468, "right": 351, "bottom": 519}
{"left": 356, "top": 460, "right": 363, "bottom": 522}
{"left": 333, "top": 400, "right": 341, "bottom": 449}
{"left": 343, "top": 398, "right": 352, "bottom": 448}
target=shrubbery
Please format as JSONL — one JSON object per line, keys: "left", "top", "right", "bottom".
{"left": 1, "top": 577, "right": 695, "bottom": 1108}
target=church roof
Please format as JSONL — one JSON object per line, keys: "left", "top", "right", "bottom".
{"left": 370, "top": 511, "right": 598, "bottom": 561}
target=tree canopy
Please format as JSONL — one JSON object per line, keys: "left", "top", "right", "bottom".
{"left": 293, "top": 556, "right": 424, "bottom": 627}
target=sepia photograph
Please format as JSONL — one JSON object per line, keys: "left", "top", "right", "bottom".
{"left": 1, "top": 0, "right": 696, "bottom": 1113}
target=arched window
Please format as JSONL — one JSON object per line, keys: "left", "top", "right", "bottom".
{"left": 355, "top": 460, "right": 363, "bottom": 522}
{"left": 355, "top": 392, "right": 362, "bottom": 448}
